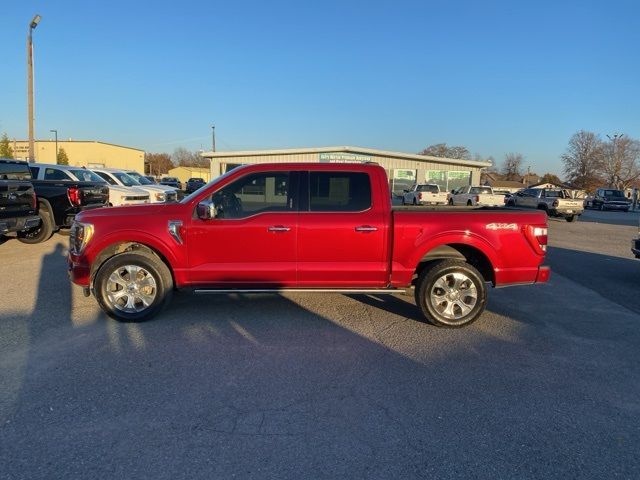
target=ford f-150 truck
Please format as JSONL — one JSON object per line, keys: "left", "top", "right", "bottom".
{"left": 448, "top": 186, "right": 504, "bottom": 207}
{"left": 68, "top": 163, "right": 550, "bottom": 327}
{"left": 402, "top": 184, "right": 448, "bottom": 206}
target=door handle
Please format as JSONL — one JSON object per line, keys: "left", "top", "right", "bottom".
{"left": 268, "top": 226, "right": 291, "bottom": 232}
{"left": 355, "top": 225, "right": 378, "bottom": 232}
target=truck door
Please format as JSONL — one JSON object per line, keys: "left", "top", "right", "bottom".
{"left": 297, "top": 170, "right": 388, "bottom": 287}
{"left": 187, "top": 171, "right": 299, "bottom": 287}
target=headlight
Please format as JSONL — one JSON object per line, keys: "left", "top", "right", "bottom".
{"left": 155, "top": 192, "right": 166, "bottom": 201}
{"left": 69, "top": 222, "right": 94, "bottom": 255}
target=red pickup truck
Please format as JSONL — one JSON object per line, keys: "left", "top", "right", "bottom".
{"left": 68, "top": 163, "right": 550, "bottom": 327}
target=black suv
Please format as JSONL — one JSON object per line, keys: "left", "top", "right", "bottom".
{"left": 0, "top": 159, "right": 41, "bottom": 238}
{"left": 185, "top": 177, "right": 206, "bottom": 193}
{"left": 160, "top": 177, "right": 182, "bottom": 190}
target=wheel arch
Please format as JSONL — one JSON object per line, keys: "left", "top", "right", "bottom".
{"left": 90, "top": 240, "right": 176, "bottom": 289}
{"left": 413, "top": 243, "right": 496, "bottom": 286}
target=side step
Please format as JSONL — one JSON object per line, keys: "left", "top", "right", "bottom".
{"left": 194, "top": 288, "right": 408, "bottom": 295}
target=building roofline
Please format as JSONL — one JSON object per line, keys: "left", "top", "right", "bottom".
{"left": 12, "top": 139, "right": 145, "bottom": 153}
{"left": 202, "top": 145, "right": 492, "bottom": 168}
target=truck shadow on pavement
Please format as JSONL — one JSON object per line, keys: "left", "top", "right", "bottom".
{"left": 1, "top": 241, "right": 640, "bottom": 479}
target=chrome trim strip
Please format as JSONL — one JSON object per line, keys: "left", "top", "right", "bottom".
{"left": 194, "top": 288, "right": 407, "bottom": 295}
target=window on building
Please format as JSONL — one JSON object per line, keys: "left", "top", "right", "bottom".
{"left": 309, "top": 172, "right": 371, "bottom": 212}
{"left": 447, "top": 171, "right": 471, "bottom": 191}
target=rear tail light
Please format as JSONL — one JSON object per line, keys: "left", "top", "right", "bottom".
{"left": 475, "top": 195, "right": 480, "bottom": 203}
{"left": 524, "top": 225, "right": 548, "bottom": 255}
{"left": 418, "top": 193, "right": 423, "bottom": 200}
{"left": 32, "top": 192, "right": 37, "bottom": 209}
{"left": 552, "top": 200, "right": 559, "bottom": 207}
{"left": 67, "top": 186, "right": 81, "bottom": 206}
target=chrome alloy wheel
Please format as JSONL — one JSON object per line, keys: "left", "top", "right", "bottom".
{"left": 105, "top": 265, "right": 158, "bottom": 313}
{"left": 429, "top": 272, "right": 478, "bottom": 321}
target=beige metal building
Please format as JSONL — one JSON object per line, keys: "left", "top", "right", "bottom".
{"left": 166, "top": 166, "right": 213, "bottom": 185}
{"left": 203, "top": 146, "right": 491, "bottom": 195}
{"left": 9, "top": 140, "right": 145, "bottom": 172}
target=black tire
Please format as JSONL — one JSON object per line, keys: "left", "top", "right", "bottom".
{"left": 537, "top": 204, "right": 549, "bottom": 216}
{"left": 507, "top": 199, "right": 516, "bottom": 207}
{"left": 412, "top": 198, "right": 418, "bottom": 206}
{"left": 414, "top": 260, "right": 487, "bottom": 328}
{"left": 448, "top": 198, "right": 454, "bottom": 206}
{"left": 565, "top": 215, "right": 576, "bottom": 222}
{"left": 599, "top": 203, "right": 604, "bottom": 211}
{"left": 17, "top": 204, "right": 54, "bottom": 244}
{"left": 94, "top": 251, "right": 173, "bottom": 322}
{"left": 466, "top": 200, "right": 473, "bottom": 206}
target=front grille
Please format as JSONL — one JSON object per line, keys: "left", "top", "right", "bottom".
{"left": 166, "top": 192, "right": 177, "bottom": 202}
{"left": 124, "top": 195, "right": 149, "bottom": 202}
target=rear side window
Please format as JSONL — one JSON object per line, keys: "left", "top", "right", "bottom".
{"left": 417, "top": 185, "right": 439, "bottom": 193}
{"left": 44, "top": 168, "right": 72, "bottom": 181}
{"left": 0, "top": 162, "right": 32, "bottom": 180}
{"left": 309, "top": 172, "right": 371, "bottom": 212}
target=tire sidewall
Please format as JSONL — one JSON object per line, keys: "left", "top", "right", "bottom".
{"left": 17, "top": 206, "right": 54, "bottom": 244}
{"left": 94, "top": 252, "right": 173, "bottom": 322}
{"left": 415, "top": 260, "right": 487, "bottom": 328}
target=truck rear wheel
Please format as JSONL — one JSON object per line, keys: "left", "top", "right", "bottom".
{"left": 17, "top": 205, "right": 54, "bottom": 244}
{"left": 415, "top": 260, "right": 487, "bottom": 328}
{"left": 94, "top": 252, "right": 173, "bottom": 322}
{"left": 565, "top": 215, "right": 576, "bottom": 222}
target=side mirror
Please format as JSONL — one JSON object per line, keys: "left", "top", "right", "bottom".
{"left": 197, "top": 199, "right": 218, "bottom": 220}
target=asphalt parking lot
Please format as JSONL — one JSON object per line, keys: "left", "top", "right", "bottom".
{"left": 1, "top": 209, "right": 639, "bottom": 480}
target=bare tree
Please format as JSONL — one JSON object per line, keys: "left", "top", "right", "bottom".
{"left": 501, "top": 152, "right": 523, "bottom": 181}
{"left": 419, "top": 143, "right": 471, "bottom": 160}
{"left": 561, "top": 131, "right": 603, "bottom": 191}
{"left": 172, "top": 147, "right": 210, "bottom": 168}
{"left": 145, "top": 152, "right": 174, "bottom": 176}
{"left": 600, "top": 136, "right": 640, "bottom": 189}
{"left": 540, "top": 173, "right": 562, "bottom": 185}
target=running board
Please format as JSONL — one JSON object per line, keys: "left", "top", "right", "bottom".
{"left": 194, "top": 288, "right": 408, "bottom": 295}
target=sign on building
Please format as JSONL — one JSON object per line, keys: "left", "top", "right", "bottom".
{"left": 319, "top": 152, "right": 372, "bottom": 163}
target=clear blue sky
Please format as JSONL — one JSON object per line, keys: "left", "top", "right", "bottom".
{"left": 1, "top": 0, "right": 639, "bottom": 176}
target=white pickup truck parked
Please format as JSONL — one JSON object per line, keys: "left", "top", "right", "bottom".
{"left": 448, "top": 186, "right": 504, "bottom": 207}
{"left": 402, "top": 184, "right": 448, "bottom": 205}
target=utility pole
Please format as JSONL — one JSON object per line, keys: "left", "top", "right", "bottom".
{"left": 50, "top": 129, "right": 58, "bottom": 162}
{"left": 27, "top": 14, "right": 41, "bottom": 162}
{"left": 211, "top": 125, "right": 216, "bottom": 152}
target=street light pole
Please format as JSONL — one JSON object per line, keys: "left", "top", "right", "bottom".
{"left": 27, "top": 14, "right": 41, "bottom": 163}
{"left": 50, "top": 129, "right": 58, "bottom": 162}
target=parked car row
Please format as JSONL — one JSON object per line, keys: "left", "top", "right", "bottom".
{"left": 0, "top": 158, "right": 180, "bottom": 245}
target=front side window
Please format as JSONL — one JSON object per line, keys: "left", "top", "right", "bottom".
{"left": 94, "top": 171, "right": 118, "bottom": 186}
{"left": 309, "top": 172, "right": 371, "bottom": 212}
{"left": 211, "top": 172, "right": 292, "bottom": 219}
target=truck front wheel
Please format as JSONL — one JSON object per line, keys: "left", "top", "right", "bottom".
{"left": 94, "top": 252, "right": 173, "bottom": 322}
{"left": 17, "top": 205, "right": 54, "bottom": 244}
{"left": 415, "top": 260, "right": 487, "bottom": 328}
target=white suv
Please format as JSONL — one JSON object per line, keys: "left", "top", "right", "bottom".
{"left": 91, "top": 168, "right": 174, "bottom": 204}
{"left": 124, "top": 170, "right": 178, "bottom": 202}
{"left": 29, "top": 163, "right": 149, "bottom": 207}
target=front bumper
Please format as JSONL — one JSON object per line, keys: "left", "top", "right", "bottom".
{"left": 68, "top": 252, "right": 91, "bottom": 287}
{"left": 603, "top": 203, "right": 630, "bottom": 211}
{"left": 0, "top": 215, "right": 41, "bottom": 234}
{"left": 632, "top": 239, "right": 640, "bottom": 259}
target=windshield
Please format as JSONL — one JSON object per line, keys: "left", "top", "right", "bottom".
{"left": 417, "top": 184, "right": 439, "bottom": 193}
{"left": 0, "top": 162, "right": 32, "bottom": 180}
{"left": 180, "top": 169, "right": 236, "bottom": 204}
{"left": 604, "top": 190, "right": 624, "bottom": 198}
{"left": 69, "top": 169, "right": 106, "bottom": 183}
{"left": 112, "top": 171, "right": 140, "bottom": 187}
{"left": 126, "top": 171, "right": 152, "bottom": 185}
